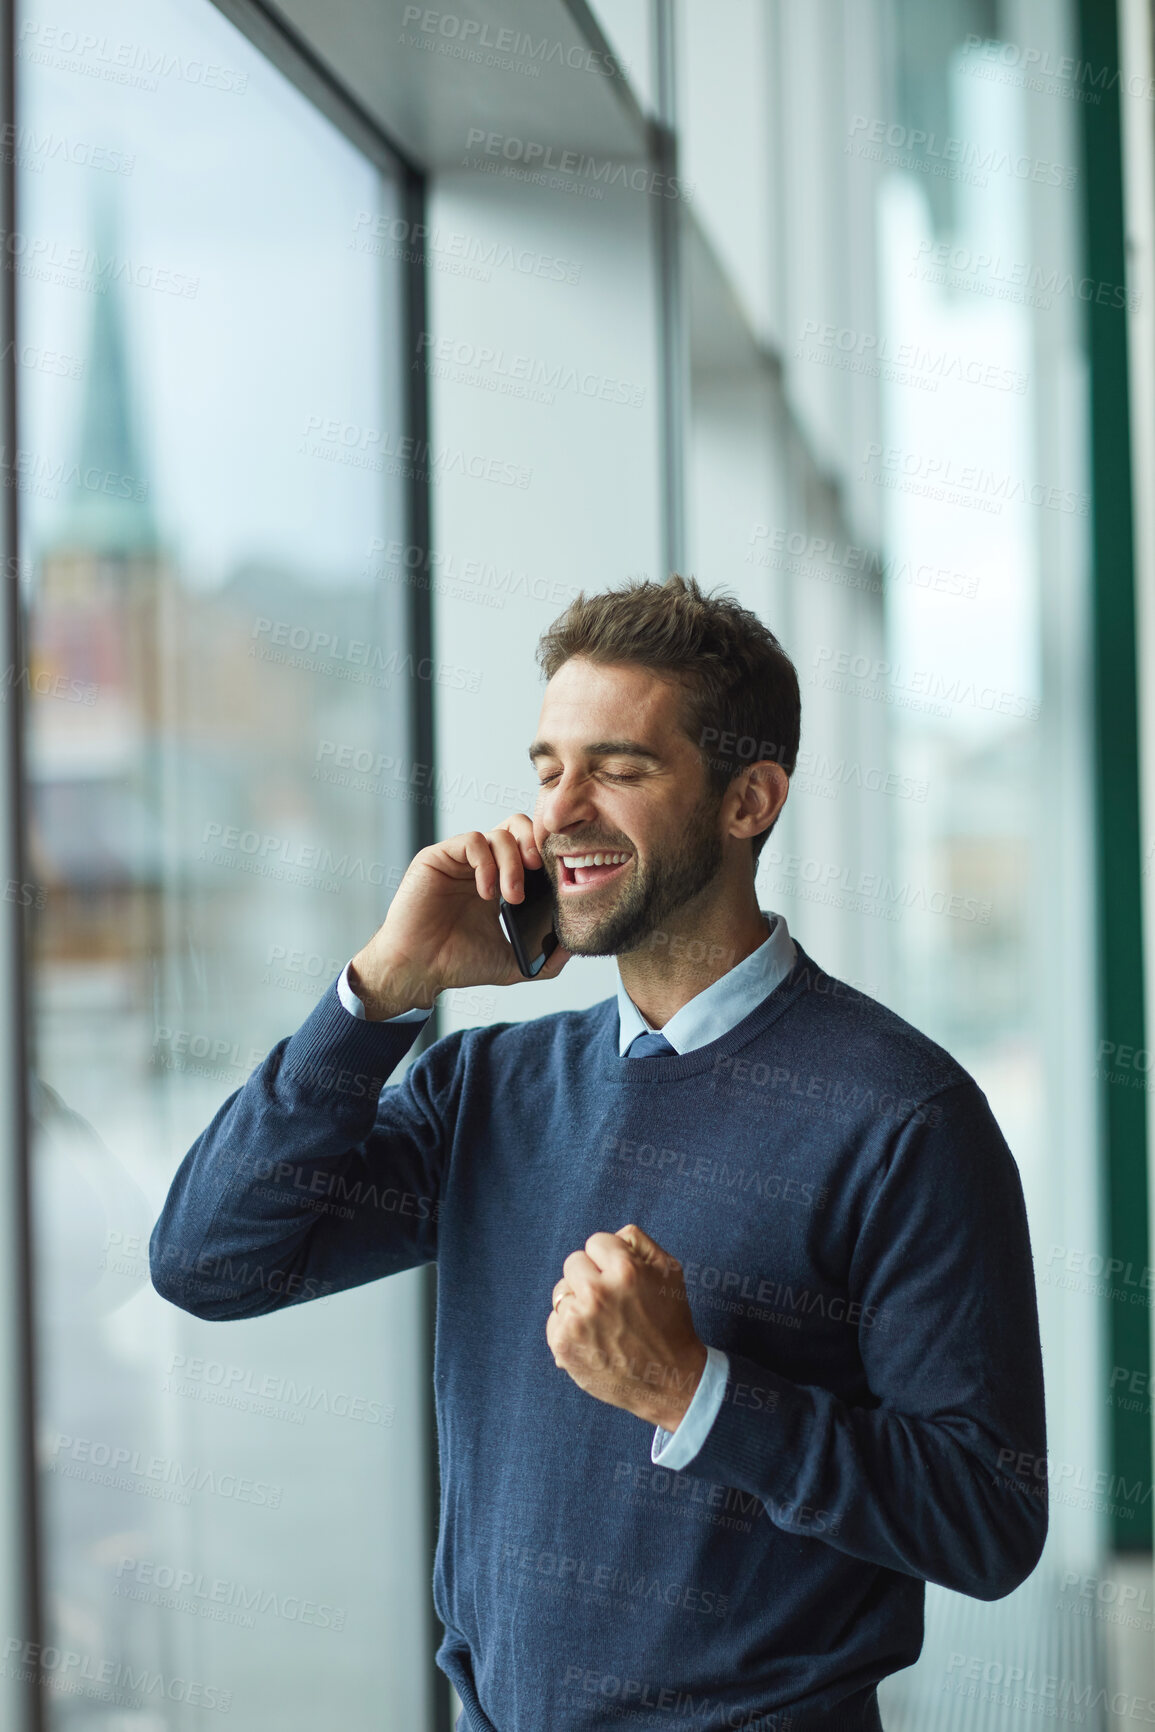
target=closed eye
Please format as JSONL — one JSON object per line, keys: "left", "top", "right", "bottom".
{"left": 537, "top": 771, "right": 641, "bottom": 785}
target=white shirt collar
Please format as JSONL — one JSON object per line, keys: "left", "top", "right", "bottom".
{"left": 615, "top": 909, "right": 797, "bottom": 1057}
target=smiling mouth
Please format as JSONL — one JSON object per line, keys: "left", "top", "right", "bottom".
{"left": 555, "top": 849, "right": 634, "bottom": 892}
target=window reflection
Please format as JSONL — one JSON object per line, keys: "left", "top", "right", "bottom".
{"left": 18, "top": 0, "right": 428, "bottom": 1724}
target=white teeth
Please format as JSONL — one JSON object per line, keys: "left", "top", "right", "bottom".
{"left": 560, "top": 851, "right": 630, "bottom": 869}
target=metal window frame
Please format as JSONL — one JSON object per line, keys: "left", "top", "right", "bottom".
{"left": 0, "top": 0, "right": 43, "bottom": 1726}
{"left": 1077, "top": 0, "right": 1152, "bottom": 1551}
{"left": 651, "top": 0, "right": 686, "bottom": 579}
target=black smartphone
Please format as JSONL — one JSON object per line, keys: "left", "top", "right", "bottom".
{"left": 498, "top": 864, "right": 559, "bottom": 978}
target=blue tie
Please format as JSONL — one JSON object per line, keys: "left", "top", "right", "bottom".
{"left": 627, "top": 1030, "right": 677, "bottom": 1058}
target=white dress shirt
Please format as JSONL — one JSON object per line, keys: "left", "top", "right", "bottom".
{"left": 335, "top": 909, "right": 797, "bottom": 1470}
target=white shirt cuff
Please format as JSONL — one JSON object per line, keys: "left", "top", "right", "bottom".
{"left": 336, "top": 960, "right": 431, "bottom": 1024}
{"left": 650, "top": 1346, "right": 729, "bottom": 1469}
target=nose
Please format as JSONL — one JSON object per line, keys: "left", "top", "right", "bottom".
{"left": 534, "top": 769, "right": 600, "bottom": 850}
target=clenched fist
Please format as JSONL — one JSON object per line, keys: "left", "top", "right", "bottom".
{"left": 546, "top": 1224, "right": 708, "bottom": 1432}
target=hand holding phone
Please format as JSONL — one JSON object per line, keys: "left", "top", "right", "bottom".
{"left": 499, "top": 864, "right": 559, "bottom": 978}
{"left": 347, "top": 814, "right": 569, "bottom": 1017}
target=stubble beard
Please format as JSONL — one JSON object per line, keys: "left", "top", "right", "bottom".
{"left": 547, "top": 788, "right": 725, "bottom": 958}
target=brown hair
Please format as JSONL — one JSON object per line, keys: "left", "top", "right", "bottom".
{"left": 535, "top": 573, "right": 800, "bottom": 863}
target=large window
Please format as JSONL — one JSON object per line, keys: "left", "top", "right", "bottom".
{"left": 17, "top": 0, "right": 431, "bottom": 1724}
{"left": 0, "top": 0, "right": 1141, "bottom": 1724}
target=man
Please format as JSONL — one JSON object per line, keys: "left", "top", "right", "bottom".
{"left": 151, "top": 573, "right": 1047, "bottom": 1732}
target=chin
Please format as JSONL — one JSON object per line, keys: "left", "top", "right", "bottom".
{"left": 553, "top": 921, "right": 615, "bottom": 958}
{"left": 555, "top": 904, "right": 648, "bottom": 959}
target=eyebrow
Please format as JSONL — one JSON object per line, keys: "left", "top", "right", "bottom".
{"left": 527, "top": 738, "right": 664, "bottom": 763}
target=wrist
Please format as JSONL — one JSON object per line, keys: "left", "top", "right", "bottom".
{"left": 639, "top": 1340, "right": 709, "bottom": 1432}
{"left": 347, "top": 953, "right": 439, "bottom": 1021}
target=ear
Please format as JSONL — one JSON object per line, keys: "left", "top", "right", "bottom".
{"left": 726, "top": 761, "right": 788, "bottom": 843}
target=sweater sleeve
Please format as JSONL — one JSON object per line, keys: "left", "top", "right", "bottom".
{"left": 688, "top": 1078, "right": 1048, "bottom": 1603}
{"left": 150, "top": 981, "right": 454, "bottom": 1320}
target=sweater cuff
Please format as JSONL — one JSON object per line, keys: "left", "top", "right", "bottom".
{"left": 279, "top": 979, "right": 428, "bottom": 1115}
{"left": 689, "top": 1350, "right": 805, "bottom": 1502}
{"left": 651, "top": 1347, "right": 730, "bottom": 1469}
{"left": 336, "top": 960, "right": 431, "bottom": 1025}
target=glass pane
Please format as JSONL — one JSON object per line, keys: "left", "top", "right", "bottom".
{"left": 680, "top": 0, "right": 1107, "bottom": 1717}
{"left": 17, "top": 0, "right": 429, "bottom": 1725}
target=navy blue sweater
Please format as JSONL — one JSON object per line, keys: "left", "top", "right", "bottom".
{"left": 150, "top": 944, "right": 1048, "bottom": 1732}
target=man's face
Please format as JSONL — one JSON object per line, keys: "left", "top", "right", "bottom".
{"left": 529, "top": 657, "right": 726, "bottom": 956}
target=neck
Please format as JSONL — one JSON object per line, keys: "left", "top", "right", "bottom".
{"left": 616, "top": 880, "right": 770, "bottom": 1028}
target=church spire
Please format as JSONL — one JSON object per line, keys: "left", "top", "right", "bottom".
{"left": 49, "top": 184, "right": 159, "bottom": 556}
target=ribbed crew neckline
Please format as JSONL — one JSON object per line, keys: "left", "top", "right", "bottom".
{"left": 596, "top": 941, "right": 820, "bottom": 1082}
